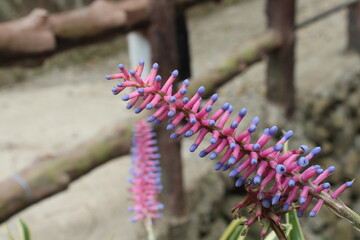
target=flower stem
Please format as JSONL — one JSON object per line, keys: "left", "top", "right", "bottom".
{"left": 145, "top": 216, "right": 156, "bottom": 240}
{"left": 317, "top": 191, "right": 360, "bottom": 232}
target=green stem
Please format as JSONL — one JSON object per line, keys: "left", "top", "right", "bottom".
{"left": 145, "top": 216, "right": 156, "bottom": 240}
{"left": 316, "top": 191, "right": 360, "bottom": 232}
{"left": 269, "top": 219, "right": 287, "bottom": 240}
{"left": 219, "top": 218, "right": 246, "bottom": 240}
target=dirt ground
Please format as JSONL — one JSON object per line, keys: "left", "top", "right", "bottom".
{"left": 0, "top": 0, "right": 359, "bottom": 239}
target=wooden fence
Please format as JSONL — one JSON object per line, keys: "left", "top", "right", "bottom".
{"left": 0, "top": 0, "right": 359, "bottom": 231}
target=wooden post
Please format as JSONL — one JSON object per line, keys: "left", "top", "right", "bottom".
{"left": 147, "top": 0, "right": 188, "bottom": 220}
{"left": 266, "top": 0, "right": 296, "bottom": 118}
{"left": 347, "top": 1, "right": 360, "bottom": 53}
{"left": 175, "top": 12, "right": 191, "bottom": 80}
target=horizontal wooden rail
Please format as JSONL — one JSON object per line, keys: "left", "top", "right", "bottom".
{"left": 0, "top": 0, "right": 214, "bottom": 65}
{"left": 0, "top": 31, "right": 281, "bottom": 223}
{"left": 296, "top": 0, "right": 359, "bottom": 29}
{"left": 0, "top": 123, "right": 133, "bottom": 223}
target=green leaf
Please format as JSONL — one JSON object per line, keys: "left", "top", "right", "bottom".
{"left": 220, "top": 218, "right": 247, "bottom": 240}
{"left": 264, "top": 223, "right": 292, "bottom": 240}
{"left": 286, "top": 209, "right": 305, "bottom": 240}
{"left": 18, "top": 219, "right": 31, "bottom": 240}
{"left": 6, "top": 225, "right": 16, "bottom": 240}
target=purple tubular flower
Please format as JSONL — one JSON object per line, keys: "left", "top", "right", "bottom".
{"left": 331, "top": 181, "right": 353, "bottom": 199}
{"left": 107, "top": 62, "right": 353, "bottom": 226}
{"left": 128, "top": 120, "right": 163, "bottom": 222}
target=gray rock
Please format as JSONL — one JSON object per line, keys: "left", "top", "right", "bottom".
{"left": 344, "top": 149, "right": 360, "bottom": 177}
{"left": 202, "top": 218, "right": 227, "bottom": 240}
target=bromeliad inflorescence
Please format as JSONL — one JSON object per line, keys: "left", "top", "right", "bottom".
{"left": 128, "top": 119, "right": 164, "bottom": 223}
{"left": 109, "top": 61, "right": 354, "bottom": 235}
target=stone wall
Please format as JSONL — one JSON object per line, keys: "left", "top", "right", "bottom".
{"left": 301, "top": 64, "right": 360, "bottom": 239}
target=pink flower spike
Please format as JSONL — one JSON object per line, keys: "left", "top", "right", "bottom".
{"left": 259, "top": 144, "right": 283, "bottom": 158}
{"left": 210, "top": 139, "right": 229, "bottom": 160}
{"left": 313, "top": 166, "right": 336, "bottom": 185}
{"left": 214, "top": 147, "right": 233, "bottom": 170}
{"left": 228, "top": 150, "right": 246, "bottom": 166}
{"left": 184, "top": 86, "right": 205, "bottom": 109}
{"left": 129, "top": 120, "right": 163, "bottom": 222}
{"left": 309, "top": 199, "right": 324, "bottom": 217}
{"left": 228, "top": 146, "right": 245, "bottom": 165}
{"left": 305, "top": 147, "right": 321, "bottom": 162}
{"left": 301, "top": 166, "right": 323, "bottom": 182}
{"left": 229, "top": 155, "right": 252, "bottom": 178}
{"left": 314, "top": 182, "right": 331, "bottom": 193}
{"left": 235, "top": 163, "right": 257, "bottom": 187}
{"left": 108, "top": 62, "right": 347, "bottom": 226}
{"left": 111, "top": 86, "right": 125, "bottom": 95}
{"left": 106, "top": 73, "right": 124, "bottom": 80}
{"left": 173, "top": 122, "right": 193, "bottom": 138}
{"left": 154, "top": 110, "right": 169, "bottom": 124}
{"left": 160, "top": 70, "right": 178, "bottom": 93}
{"left": 278, "top": 145, "right": 307, "bottom": 164}
{"left": 232, "top": 108, "right": 247, "bottom": 126}
{"left": 118, "top": 64, "right": 131, "bottom": 80}
{"left": 199, "top": 139, "right": 222, "bottom": 158}
{"left": 260, "top": 170, "right": 276, "bottom": 192}
{"left": 210, "top": 103, "right": 230, "bottom": 122}
{"left": 227, "top": 137, "right": 236, "bottom": 149}
{"left": 189, "top": 128, "right": 208, "bottom": 152}
{"left": 195, "top": 94, "right": 218, "bottom": 119}
{"left": 216, "top": 105, "right": 233, "bottom": 129}
{"left": 299, "top": 186, "right": 310, "bottom": 204}
{"left": 122, "top": 90, "right": 143, "bottom": 101}
{"left": 283, "top": 186, "right": 299, "bottom": 211}
{"left": 125, "top": 96, "right": 140, "bottom": 110}
{"left": 191, "top": 98, "right": 202, "bottom": 113}
{"left": 331, "top": 181, "right": 354, "bottom": 199}
{"left": 286, "top": 161, "right": 298, "bottom": 172}
{"left": 277, "top": 130, "right": 294, "bottom": 145}
{"left": 256, "top": 126, "right": 278, "bottom": 148}
{"left": 169, "top": 112, "right": 186, "bottom": 127}
{"left": 137, "top": 94, "right": 155, "bottom": 111}
{"left": 297, "top": 196, "right": 312, "bottom": 217}
{"left": 210, "top": 130, "right": 220, "bottom": 144}
{"left": 282, "top": 151, "right": 302, "bottom": 166}
{"left": 275, "top": 173, "right": 283, "bottom": 189}
{"left": 235, "top": 124, "right": 257, "bottom": 142}
{"left": 135, "top": 60, "right": 145, "bottom": 76}
{"left": 256, "top": 161, "right": 269, "bottom": 178}
{"left": 152, "top": 105, "right": 168, "bottom": 119}
{"left": 185, "top": 122, "right": 202, "bottom": 138}
{"left": 129, "top": 69, "right": 144, "bottom": 85}
{"left": 173, "top": 79, "right": 189, "bottom": 99}
{"left": 146, "top": 94, "right": 161, "bottom": 109}
{"left": 144, "top": 63, "right": 159, "bottom": 85}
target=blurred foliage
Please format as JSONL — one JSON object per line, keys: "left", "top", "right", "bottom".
{"left": 286, "top": 209, "right": 305, "bottom": 240}
{"left": 220, "top": 218, "right": 248, "bottom": 240}
{"left": 6, "top": 219, "right": 31, "bottom": 240}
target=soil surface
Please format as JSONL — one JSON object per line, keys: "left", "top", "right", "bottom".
{"left": 0, "top": 0, "right": 359, "bottom": 239}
